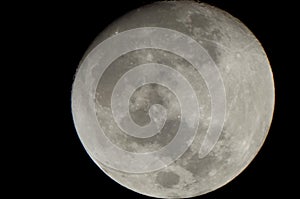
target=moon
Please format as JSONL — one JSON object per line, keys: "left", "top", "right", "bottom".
{"left": 71, "top": 1, "right": 275, "bottom": 198}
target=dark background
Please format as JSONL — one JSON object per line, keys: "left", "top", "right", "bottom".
{"left": 11, "top": 0, "right": 295, "bottom": 198}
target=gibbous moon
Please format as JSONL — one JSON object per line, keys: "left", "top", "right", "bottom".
{"left": 71, "top": 1, "right": 274, "bottom": 198}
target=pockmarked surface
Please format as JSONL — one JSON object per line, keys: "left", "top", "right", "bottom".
{"left": 72, "top": 1, "right": 274, "bottom": 198}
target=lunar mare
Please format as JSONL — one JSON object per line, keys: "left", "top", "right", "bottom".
{"left": 71, "top": 1, "right": 274, "bottom": 198}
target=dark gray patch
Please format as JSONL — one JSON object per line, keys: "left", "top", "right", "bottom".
{"left": 190, "top": 13, "right": 211, "bottom": 32}
{"left": 184, "top": 153, "right": 215, "bottom": 177}
{"left": 201, "top": 42, "right": 222, "bottom": 65}
{"left": 156, "top": 171, "right": 180, "bottom": 188}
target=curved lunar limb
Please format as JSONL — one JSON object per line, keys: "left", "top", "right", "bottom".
{"left": 72, "top": 1, "right": 275, "bottom": 198}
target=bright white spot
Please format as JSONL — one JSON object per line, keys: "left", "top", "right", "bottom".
{"left": 209, "top": 169, "right": 217, "bottom": 176}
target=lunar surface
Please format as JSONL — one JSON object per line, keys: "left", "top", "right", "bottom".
{"left": 72, "top": 1, "right": 275, "bottom": 198}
